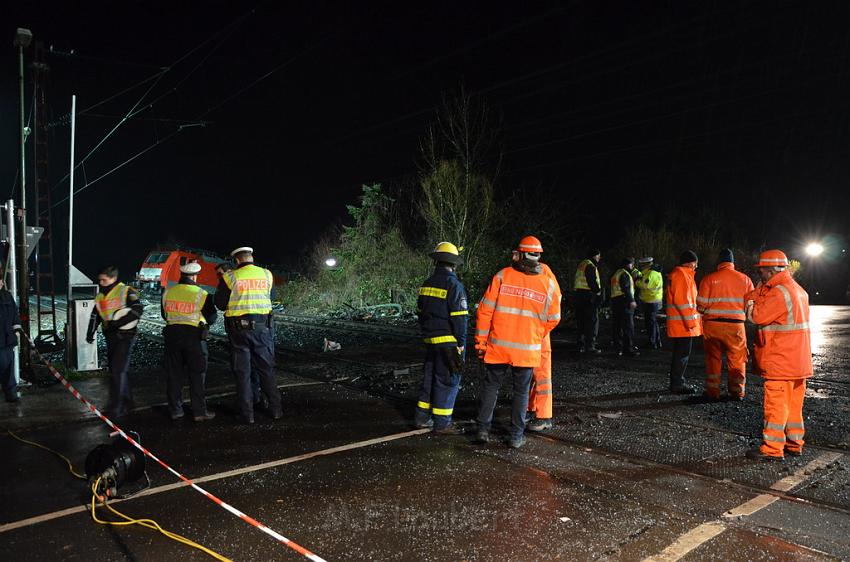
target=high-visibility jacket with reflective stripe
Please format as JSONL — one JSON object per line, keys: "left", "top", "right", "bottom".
{"left": 163, "top": 283, "right": 209, "bottom": 326}
{"left": 636, "top": 268, "right": 663, "bottom": 303}
{"left": 417, "top": 268, "right": 468, "bottom": 348}
{"left": 476, "top": 264, "right": 561, "bottom": 367}
{"left": 95, "top": 283, "right": 130, "bottom": 322}
{"left": 222, "top": 264, "right": 273, "bottom": 317}
{"left": 666, "top": 265, "right": 702, "bottom": 337}
{"left": 573, "top": 259, "right": 599, "bottom": 292}
{"left": 610, "top": 269, "right": 633, "bottom": 300}
{"left": 748, "top": 270, "right": 812, "bottom": 380}
{"left": 697, "top": 262, "right": 754, "bottom": 321}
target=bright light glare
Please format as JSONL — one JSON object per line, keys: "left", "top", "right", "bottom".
{"left": 324, "top": 257, "right": 337, "bottom": 267}
{"left": 805, "top": 243, "right": 824, "bottom": 257}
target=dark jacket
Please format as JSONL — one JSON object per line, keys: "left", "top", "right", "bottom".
{"left": 0, "top": 288, "right": 22, "bottom": 349}
{"left": 418, "top": 267, "right": 468, "bottom": 348}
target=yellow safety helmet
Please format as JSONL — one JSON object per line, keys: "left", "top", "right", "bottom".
{"left": 429, "top": 241, "right": 464, "bottom": 265}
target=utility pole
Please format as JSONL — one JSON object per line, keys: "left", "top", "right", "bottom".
{"left": 14, "top": 28, "right": 33, "bottom": 379}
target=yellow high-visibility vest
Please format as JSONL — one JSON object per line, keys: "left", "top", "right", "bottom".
{"left": 637, "top": 269, "right": 663, "bottom": 303}
{"left": 574, "top": 259, "right": 599, "bottom": 291}
{"left": 223, "top": 264, "right": 273, "bottom": 317}
{"left": 95, "top": 283, "right": 130, "bottom": 322}
{"left": 163, "top": 284, "right": 208, "bottom": 326}
{"left": 610, "top": 268, "right": 632, "bottom": 298}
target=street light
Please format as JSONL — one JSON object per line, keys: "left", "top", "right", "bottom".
{"left": 324, "top": 257, "right": 337, "bottom": 268}
{"left": 805, "top": 242, "right": 824, "bottom": 257}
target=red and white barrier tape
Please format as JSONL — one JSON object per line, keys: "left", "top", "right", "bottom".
{"left": 25, "top": 336, "right": 326, "bottom": 562}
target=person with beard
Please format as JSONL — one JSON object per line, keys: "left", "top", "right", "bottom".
{"left": 475, "top": 236, "right": 561, "bottom": 448}
{"left": 86, "top": 265, "right": 144, "bottom": 418}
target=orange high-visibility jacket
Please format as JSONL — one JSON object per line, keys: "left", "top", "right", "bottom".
{"left": 475, "top": 265, "right": 561, "bottom": 367}
{"left": 666, "top": 265, "right": 702, "bottom": 337}
{"left": 748, "top": 270, "right": 812, "bottom": 380}
{"left": 697, "top": 262, "right": 754, "bottom": 321}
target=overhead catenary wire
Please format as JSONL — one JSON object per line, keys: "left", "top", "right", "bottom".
{"left": 48, "top": 3, "right": 265, "bottom": 194}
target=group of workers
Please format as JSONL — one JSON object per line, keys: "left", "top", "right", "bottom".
{"left": 415, "top": 238, "right": 812, "bottom": 461}
{"left": 0, "top": 236, "right": 812, "bottom": 463}
{"left": 83, "top": 246, "right": 280, "bottom": 425}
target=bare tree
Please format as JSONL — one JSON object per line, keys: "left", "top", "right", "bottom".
{"left": 419, "top": 87, "right": 501, "bottom": 272}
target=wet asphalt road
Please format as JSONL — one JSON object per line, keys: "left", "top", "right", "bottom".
{"left": 0, "top": 306, "right": 849, "bottom": 561}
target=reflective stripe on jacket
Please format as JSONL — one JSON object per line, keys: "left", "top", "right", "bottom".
{"left": 163, "top": 284, "right": 209, "bottom": 326}
{"left": 476, "top": 264, "right": 561, "bottom": 367}
{"left": 222, "top": 264, "right": 273, "bottom": 317}
{"left": 666, "top": 266, "right": 702, "bottom": 337}
{"left": 610, "top": 268, "right": 633, "bottom": 300}
{"left": 417, "top": 268, "right": 468, "bottom": 348}
{"left": 573, "top": 259, "right": 599, "bottom": 291}
{"left": 697, "top": 262, "right": 754, "bottom": 321}
{"left": 636, "top": 268, "right": 663, "bottom": 303}
{"left": 95, "top": 283, "right": 130, "bottom": 322}
{"left": 748, "top": 270, "right": 812, "bottom": 380}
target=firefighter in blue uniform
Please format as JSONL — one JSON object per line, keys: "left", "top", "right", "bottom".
{"left": 414, "top": 242, "right": 468, "bottom": 435}
{"left": 214, "top": 247, "right": 282, "bottom": 424}
{"left": 86, "top": 266, "right": 144, "bottom": 418}
{"left": 162, "top": 262, "right": 218, "bottom": 421}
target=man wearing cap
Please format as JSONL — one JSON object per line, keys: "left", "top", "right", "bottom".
{"left": 214, "top": 247, "right": 282, "bottom": 424}
{"left": 745, "top": 249, "right": 812, "bottom": 461}
{"left": 217, "top": 262, "right": 267, "bottom": 411}
{"left": 476, "top": 236, "right": 561, "bottom": 448}
{"left": 635, "top": 257, "right": 663, "bottom": 349}
{"left": 610, "top": 257, "right": 639, "bottom": 357}
{"left": 162, "top": 262, "right": 218, "bottom": 421}
{"left": 86, "top": 265, "right": 145, "bottom": 418}
{"left": 665, "top": 251, "right": 702, "bottom": 394}
{"left": 414, "top": 242, "right": 468, "bottom": 435}
{"left": 573, "top": 249, "right": 602, "bottom": 353}
{"left": 697, "top": 249, "right": 754, "bottom": 400}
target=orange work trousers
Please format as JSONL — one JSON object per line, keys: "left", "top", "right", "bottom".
{"left": 703, "top": 321, "right": 747, "bottom": 399}
{"left": 760, "top": 379, "right": 806, "bottom": 457}
{"left": 527, "top": 334, "right": 552, "bottom": 420}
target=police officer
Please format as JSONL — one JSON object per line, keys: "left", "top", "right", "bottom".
{"left": 611, "top": 257, "right": 639, "bottom": 357}
{"left": 414, "top": 242, "right": 468, "bottom": 435}
{"left": 0, "top": 279, "right": 23, "bottom": 403}
{"left": 214, "top": 247, "right": 281, "bottom": 424}
{"left": 574, "top": 249, "right": 602, "bottom": 353}
{"left": 216, "top": 262, "right": 266, "bottom": 411}
{"left": 86, "top": 266, "right": 144, "bottom": 418}
{"left": 635, "top": 257, "right": 664, "bottom": 349}
{"left": 163, "top": 262, "right": 218, "bottom": 421}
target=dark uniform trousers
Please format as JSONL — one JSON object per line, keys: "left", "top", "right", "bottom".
{"left": 574, "top": 291, "right": 599, "bottom": 347}
{"left": 228, "top": 318, "right": 281, "bottom": 420}
{"left": 611, "top": 296, "right": 635, "bottom": 353}
{"left": 669, "top": 336, "right": 694, "bottom": 389}
{"left": 477, "top": 365, "right": 533, "bottom": 439}
{"left": 414, "top": 346, "right": 462, "bottom": 429}
{"left": 642, "top": 302, "right": 662, "bottom": 348}
{"left": 105, "top": 330, "right": 136, "bottom": 417}
{"left": 0, "top": 347, "right": 16, "bottom": 401}
{"left": 164, "top": 325, "right": 210, "bottom": 417}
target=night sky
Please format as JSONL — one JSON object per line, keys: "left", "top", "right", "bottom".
{"left": 3, "top": 1, "right": 849, "bottom": 285}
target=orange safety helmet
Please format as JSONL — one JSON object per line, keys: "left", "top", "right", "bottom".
{"left": 517, "top": 236, "right": 543, "bottom": 253}
{"left": 755, "top": 249, "right": 789, "bottom": 268}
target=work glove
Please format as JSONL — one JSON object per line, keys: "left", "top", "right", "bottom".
{"left": 86, "top": 336, "right": 95, "bottom": 344}
{"left": 629, "top": 301, "right": 637, "bottom": 310}
{"left": 476, "top": 347, "right": 486, "bottom": 360}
